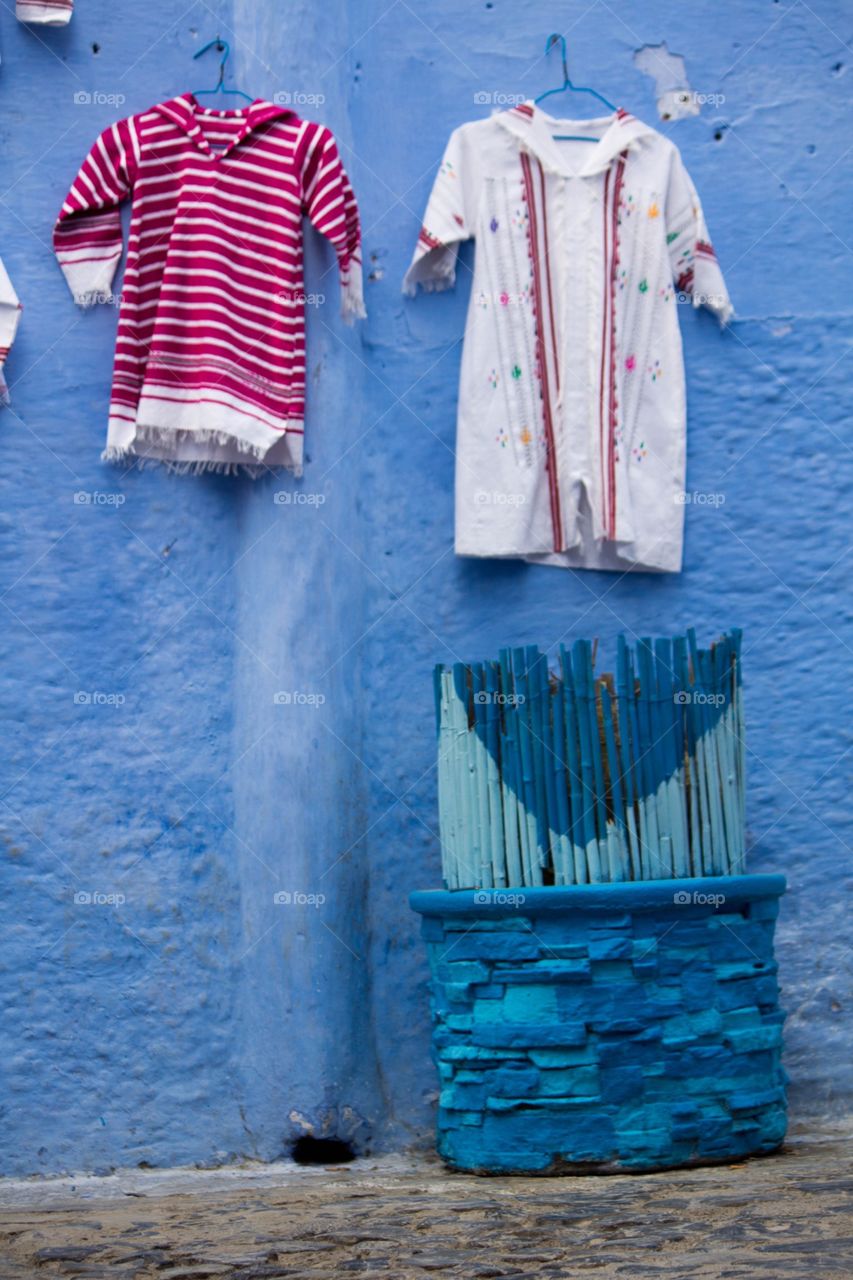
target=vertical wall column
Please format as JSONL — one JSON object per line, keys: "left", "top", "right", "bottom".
{"left": 228, "top": 0, "right": 383, "bottom": 1158}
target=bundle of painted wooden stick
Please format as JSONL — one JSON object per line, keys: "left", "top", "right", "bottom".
{"left": 434, "top": 629, "right": 745, "bottom": 888}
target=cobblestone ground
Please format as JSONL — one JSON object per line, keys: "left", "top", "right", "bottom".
{"left": 0, "top": 1129, "right": 850, "bottom": 1279}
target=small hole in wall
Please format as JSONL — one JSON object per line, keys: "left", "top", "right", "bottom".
{"left": 291, "top": 1136, "right": 356, "bottom": 1165}
{"left": 92, "top": 42, "right": 101, "bottom": 54}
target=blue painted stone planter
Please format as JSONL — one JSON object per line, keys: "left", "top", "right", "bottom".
{"left": 410, "top": 875, "right": 787, "bottom": 1174}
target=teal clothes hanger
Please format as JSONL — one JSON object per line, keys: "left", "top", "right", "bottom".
{"left": 191, "top": 37, "right": 253, "bottom": 104}
{"left": 534, "top": 33, "right": 617, "bottom": 142}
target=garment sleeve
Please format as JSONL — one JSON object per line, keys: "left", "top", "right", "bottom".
{"left": 302, "top": 125, "right": 365, "bottom": 324}
{"left": 16, "top": 1, "right": 73, "bottom": 24}
{"left": 0, "top": 257, "right": 22, "bottom": 408}
{"left": 53, "top": 117, "right": 139, "bottom": 308}
{"left": 665, "top": 151, "right": 733, "bottom": 326}
{"left": 403, "top": 126, "right": 476, "bottom": 296}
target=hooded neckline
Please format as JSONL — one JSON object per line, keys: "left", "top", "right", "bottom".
{"left": 155, "top": 93, "right": 297, "bottom": 161}
{"left": 495, "top": 101, "right": 655, "bottom": 178}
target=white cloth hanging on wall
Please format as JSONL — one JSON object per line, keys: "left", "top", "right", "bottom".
{"left": 16, "top": 1, "right": 73, "bottom": 25}
{"left": 0, "top": 257, "right": 22, "bottom": 406}
{"left": 404, "top": 103, "right": 732, "bottom": 574}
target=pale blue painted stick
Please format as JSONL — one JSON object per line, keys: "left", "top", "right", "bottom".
{"left": 470, "top": 663, "right": 494, "bottom": 887}
{"left": 689, "top": 633, "right": 725, "bottom": 875}
{"left": 435, "top": 668, "right": 452, "bottom": 887}
{"left": 512, "top": 647, "right": 541, "bottom": 885}
{"left": 456, "top": 664, "right": 481, "bottom": 887}
{"left": 498, "top": 648, "right": 525, "bottom": 887}
{"left": 551, "top": 665, "right": 573, "bottom": 884}
{"left": 714, "top": 638, "right": 741, "bottom": 874}
{"left": 636, "top": 639, "right": 669, "bottom": 878}
{"left": 440, "top": 668, "right": 463, "bottom": 888}
{"left": 451, "top": 665, "right": 478, "bottom": 888}
{"left": 687, "top": 635, "right": 714, "bottom": 876}
{"left": 572, "top": 639, "right": 603, "bottom": 882}
{"left": 674, "top": 636, "right": 702, "bottom": 876}
{"left": 727, "top": 627, "right": 742, "bottom": 860}
{"left": 484, "top": 661, "right": 507, "bottom": 886}
{"left": 710, "top": 640, "right": 732, "bottom": 872}
{"left": 702, "top": 643, "right": 731, "bottom": 876}
{"left": 656, "top": 637, "right": 689, "bottom": 877}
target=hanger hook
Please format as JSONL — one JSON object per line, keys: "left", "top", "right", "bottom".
{"left": 193, "top": 35, "right": 232, "bottom": 87}
{"left": 544, "top": 32, "right": 570, "bottom": 86}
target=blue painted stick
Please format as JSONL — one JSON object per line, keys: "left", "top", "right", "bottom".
{"left": 498, "top": 648, "right": 525, "bottom": 887}
{"left": 636, "top": 639, "right": 668, "bottom": 878}
{"left": 560, "top": 645, "right": 588, "bottom": 884}
{"left": 512, "top": 647, "right": 541, "bottom": 885}
{"left": 525, "top": 646, "right": 551, "bottom": 871}
{"left": 600, "top": 675, "right": 628, "bottom": 881}
{"left": 616, "top": 636, "right": 642, "bottom": 879}
{"left": 551, "top": 663, "right": 573, "bottom": 884}
{"left": 483, "top": 661, "right": 507, "bottom": 886}
{"left": 470, "top": 662, "right": 493, "bottom": 886}
{"left": 572, "top": 639, "right": 603, "bottom": 882}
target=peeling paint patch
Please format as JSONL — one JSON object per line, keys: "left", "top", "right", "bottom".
{"left": 634, "top": 42, "right": 699, "bottom": 121}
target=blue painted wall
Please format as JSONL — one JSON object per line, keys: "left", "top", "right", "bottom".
{"left": 0, "top": 0, "right": 849, "bottom": 1175}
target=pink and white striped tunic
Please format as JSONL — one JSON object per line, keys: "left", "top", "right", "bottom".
{"left": 55, "top": 95, "right": 364, "bottom": 474}
{"left": 17, "top": 1, "right": 72, "bottom": 24}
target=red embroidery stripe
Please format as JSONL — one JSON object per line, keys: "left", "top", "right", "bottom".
{"left": 607, "top": 155, "right": 627, "bottom": 540}
{"left": 599, "top": 167, "right": 611, "bottom": 537}
{"left": 520, "top": 152, "right": 563, "bottom": 553}
{"left": 536, "top": 162, "right": 560, "bottom": 398}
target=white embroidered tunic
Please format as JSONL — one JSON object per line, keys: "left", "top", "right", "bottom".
{"left": 404, "top": 103, "right": 732, "bottom": 573}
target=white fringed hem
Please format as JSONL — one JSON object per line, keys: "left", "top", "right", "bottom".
{"left": 402, "top": 254, "right": 456, "bottom": 297}
{"left": 102, "top": 424, "right": 303, "bottom": 479}
{"left": 17, "top": 2, "right": 72, "bottom": 24}
{"left": 699, "top": 296, "right": 735, "bottom": 328}
{"left": 340, "top": 258, "right": 367, "bottom": 325}
{"left": 101, "top": 447, "right": 269, "bottom": 478}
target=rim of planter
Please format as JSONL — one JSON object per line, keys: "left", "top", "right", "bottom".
{"left": 410, "top": 873, "right": 785, "bottom": 917}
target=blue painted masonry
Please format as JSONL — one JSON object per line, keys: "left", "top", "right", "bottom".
{"left": 0, "top": 2, "right": 849, "bottom": 1175}
{"left": 411, "top": 877, "right": 788, "bottom": 1172}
